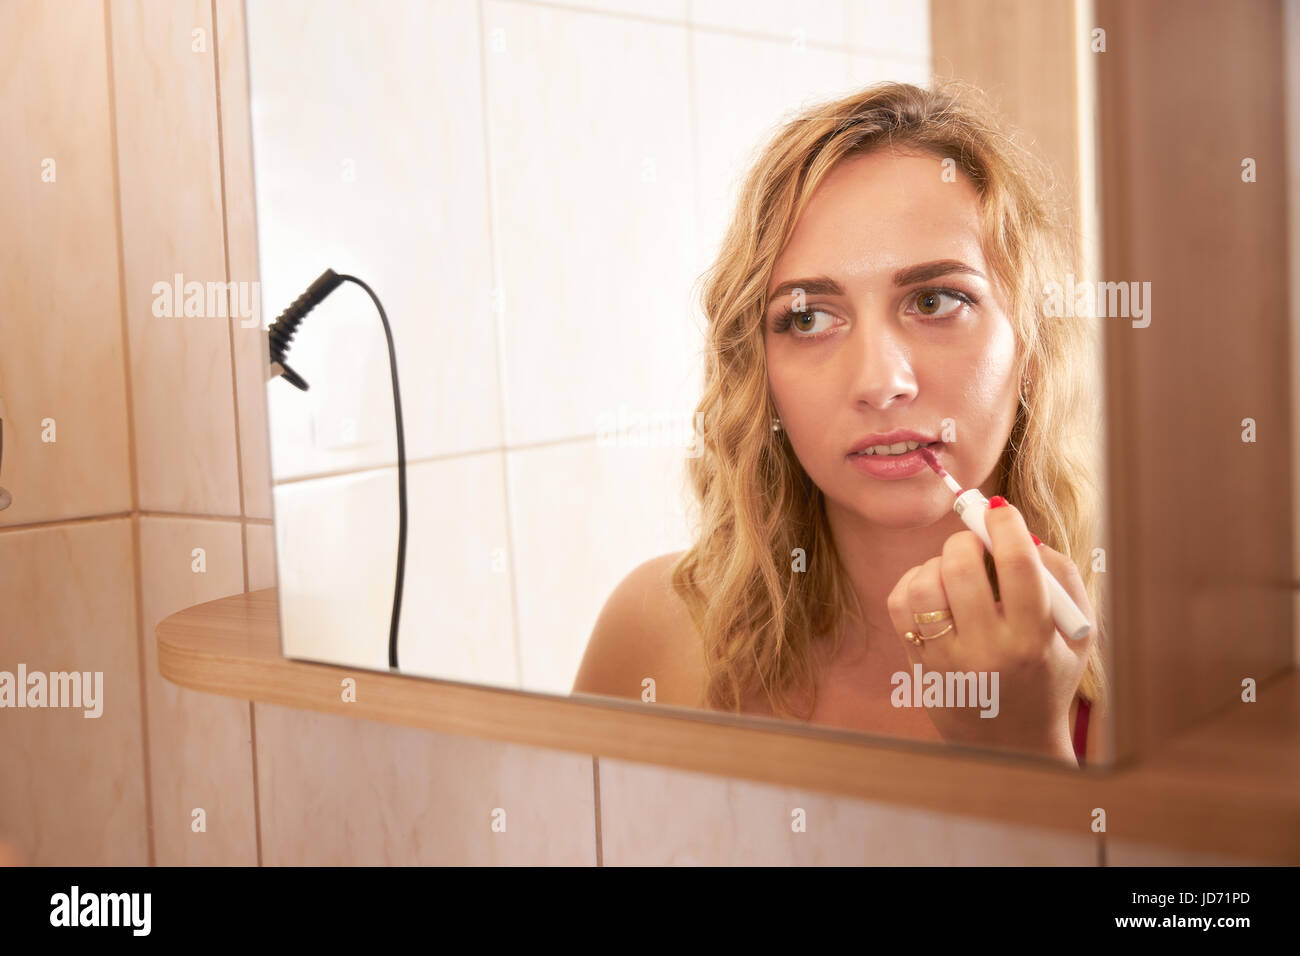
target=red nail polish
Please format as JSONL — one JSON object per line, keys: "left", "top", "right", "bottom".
{"left": 988, "top": 495, "right": 1008, "bottom": 509}
{"left": 1030, "top": 532, "right": 1043, "bottom": 546}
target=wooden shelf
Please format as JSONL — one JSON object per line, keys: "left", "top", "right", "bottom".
{"left": 158, "top": 587, "right": 1300, "bottom": 863}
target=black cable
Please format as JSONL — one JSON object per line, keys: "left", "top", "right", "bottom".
{"left": 266, "top": 269, "right": 407, "bottom": 670}
{"left": 337, "top": 274, "right": 407, "bottom": 671}
{"left": 267, "top": 270, "right": 341, "bottom": 392}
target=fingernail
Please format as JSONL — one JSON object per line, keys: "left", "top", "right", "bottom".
{"left": 1030, "top": 532, "right": 1043, "bottom": 546}
{"left": 988, "top": 495, "right": 1008, "bottom": 509}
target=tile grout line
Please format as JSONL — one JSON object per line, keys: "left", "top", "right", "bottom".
{"left": 497, "top": 0, "right": 932, "bottom": 65}
{"left": 210, "top": 0, "right": 248, "bottom": 598}
{"left": 146, "top": 509, "right": 262, "bottom": 522}
{"left": 142, "top": 509, "right": 252, "bottom": 522}
{"left": 102, "top": 0, "right": 155, "bottom": 868}
{"left": 0, "top": 511, "right": 134, "bottom": 535}
{"left": 842, "top": 2, "right": 850, "bottom": 87}
{"left": 210, "top": 0, "right": 263, "bottom": 868}
{"left": 685, "top": 0, "right": 702, "bottom": 308}
{"left": 128, "top": 515, "right": 156, "bottom": 866}
{"left": 209, "top": 0, "right": 249, "bottom": 530}
{"left": 592, "top": 755, "right": 603, "bottom": 867}
{"left": 477, "top": 0, "right": 526, "bottom": 692}
{"left": 270, "top": 433, "right": 610, "bottom": 487}
{"left": 248, "top": 683, "right": 263, "bottom": 868}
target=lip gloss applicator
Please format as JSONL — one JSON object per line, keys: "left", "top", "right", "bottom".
{"left": 918, "top": 447, "right": 1092, "bottom": 641}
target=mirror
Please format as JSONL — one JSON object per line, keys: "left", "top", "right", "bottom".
{"left": 248, "top": 0, "right": 1108, "bottom": 767}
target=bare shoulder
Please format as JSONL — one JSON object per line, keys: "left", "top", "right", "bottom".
{"left": 570, "top": 550, "right": 706, "bottom": 708}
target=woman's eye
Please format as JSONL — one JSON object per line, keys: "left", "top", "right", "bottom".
{"left": 777, "top": 308, "right": 837, "bottom": 336}
{"left": 911, "top": 289, "right": 972, "bottom": 318}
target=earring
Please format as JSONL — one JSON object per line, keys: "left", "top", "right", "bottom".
{"left": 771, "top": 416, "right": 782, "bottom": 432}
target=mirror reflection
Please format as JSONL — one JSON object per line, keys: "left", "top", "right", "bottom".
{"left": 249, "top": 0, "right": 1106, "bottom": 767}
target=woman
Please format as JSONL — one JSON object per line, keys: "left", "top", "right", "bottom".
{"left": 573, "top": 81, "right": 1106, "bottom": 767}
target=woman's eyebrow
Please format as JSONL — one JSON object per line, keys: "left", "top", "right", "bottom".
{"left": 765, "top": 260, "right": 986, "bottom": 312}
{"left": 765, "top": 276, "right": 842, "bottom": 312}
{"left": 893, "top": 259, "right": 987, "bottom": 286}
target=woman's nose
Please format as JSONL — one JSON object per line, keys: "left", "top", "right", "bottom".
{"left": 848, "top": 314, "right": 918, "bottom": 409}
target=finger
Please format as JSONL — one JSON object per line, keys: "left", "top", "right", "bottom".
{"left": 885, "top": 564, "right": 925, "bottom": 642}
{"left": 984, "top": 500, "right": 1052, "bottom": 642}
{"left": 1035, "top": 544, "right": 1092, "bottom": 617}
{"left": 905, "top": 556, "right": 962, "bottom": 663}
{"left": 905, "top": 556, "right": 951, "bottom": 639}
{"left": 939, "top": 529, "right": 999, "bottom": 639}
{"left": 1036, "top": 544, "right": 1096, "bottom": 645}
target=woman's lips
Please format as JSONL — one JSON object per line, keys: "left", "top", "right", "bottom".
{"left": 846, "top": 443, "right": 944, "bottom": 480}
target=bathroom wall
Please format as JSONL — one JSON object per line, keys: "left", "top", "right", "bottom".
{"left": 0, "top": 0, "right": 1281, "bottom": 866}
{"left": 245, "top": 0, "right": 932, "bottom": 695}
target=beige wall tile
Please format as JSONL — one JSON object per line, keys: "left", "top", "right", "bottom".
{"left": 508, "top": 439, "right": 694, "bottom": 696}
{"left": 845, "top": 0, "right": 931, "bottom": 58}
{"left": 0, "top": 519, "right": 147, "bottom": 865}
{"left": 137, "top": 515, "right": 256, "bottom": 864}
{"left": 245, "top": 521, "right": 276, "bottom": 591}
{"left": 1107, "top": 839, "right": 1274, "bottom": 867}
{"left": 246, "top": 0, "right": 500, "bottom": 482}
{"left": 272, "top": 468, "right": 395, "bottom": 670}
{"left": 691, "top": 27, "right": 854, "bottom": 282}
{"left": 598, "top": 758, "right": 1098, "bottom": 865}
{"left": 254, "top": 704, "right": 597, "bottom": 865}
{"left": 850, "top": 53, "right": 931, "bottom": 89}
{"left": 484, "top": 1, "right": 699, "bottom": 446}
{"left": 110, "top": 0, "right": 241, "bottom": 515}
{"left": 563, "top": 0, "right": 687, "bottom": 19}
{"left": 215, "top": 0, "right": 273, "bottom": 520}
{"left": 273, "top": 455, "right": 517, "bottom": 687}
{"left": 0, "top": 0, "right": 132, "bottom": 526}
{"left": 692, "top": 0, "right": 845, "bottom": 46}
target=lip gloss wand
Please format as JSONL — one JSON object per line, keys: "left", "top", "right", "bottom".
{"left": 918, "top": 447, "right": 1092, "bottom": 641}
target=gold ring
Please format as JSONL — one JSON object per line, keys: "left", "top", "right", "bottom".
{"left": 918, "top": 621, "right": 955, "bottom": 640}
{"left": 903, "top": 621, "right": 957, "bottom": 646}
{"left": 912, "top": 608, "right": 953, "bottom": 624}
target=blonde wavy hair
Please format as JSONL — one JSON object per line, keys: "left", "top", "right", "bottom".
{"left": 671, "top": 80, "right": 1107, "bottom": 721}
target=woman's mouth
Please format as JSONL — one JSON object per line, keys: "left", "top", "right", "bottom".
{"left": 851, "top": 439, "right": 939, "bottom": 457}
{"left": 846, "top": 441, "right": 943, "bottom": 479}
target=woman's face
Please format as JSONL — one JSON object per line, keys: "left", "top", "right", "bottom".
{"left": 763, "top": 148, "right": 1021, "bottom": 530}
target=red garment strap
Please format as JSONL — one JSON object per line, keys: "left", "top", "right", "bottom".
{"left": 1073, "top": 697, "right": 1091, "bottom": 764}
